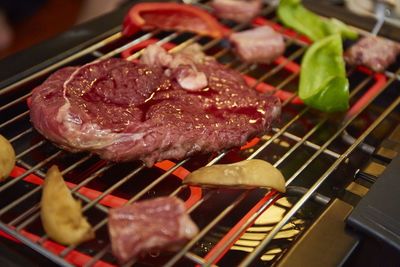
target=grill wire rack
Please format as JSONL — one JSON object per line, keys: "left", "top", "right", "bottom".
{"left": 0, "top": 2, "right": 399, "bottom": 267}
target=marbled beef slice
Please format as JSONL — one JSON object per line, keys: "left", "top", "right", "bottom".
{"left": 30, "top": 49, "right": 281, "bottom": 166}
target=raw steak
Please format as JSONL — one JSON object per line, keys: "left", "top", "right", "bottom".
{"left": 30, "top": 50, "right": 281, "bottom": 166}
{"left": 108, "top": 196, "right": 198, "bottom": 263}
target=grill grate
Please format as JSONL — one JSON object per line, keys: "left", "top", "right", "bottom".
{"left": 0, "top": 3, "right": 399, "bottom": 267}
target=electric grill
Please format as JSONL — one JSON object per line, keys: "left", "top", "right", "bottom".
{"left": 0, "top": 1, "right": 399, "bottom": 266}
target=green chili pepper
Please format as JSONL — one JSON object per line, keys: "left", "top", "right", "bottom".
{"left": 299, "top": 34, "right": 349, "bottom": 113}
{"left": 277, "top": 0, "right": 357, "bottom": 41}
{"left": 329, "top": 18, "right": 358, "bottom": 40}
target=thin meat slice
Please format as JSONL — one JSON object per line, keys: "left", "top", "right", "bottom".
{"left": 345, "top": 35, "right": 400, "bottom": 73}
{"left": 229, "top": 26, "right": 285, "bottom": 64}
{"left": 108, "top": 196, "right": 199, "bottom": 264}
{"left": 211, "top": 0, "right": 262, "bottom": 23}
{"left": 30, "top": 48, "right": 281, "bottom": 167}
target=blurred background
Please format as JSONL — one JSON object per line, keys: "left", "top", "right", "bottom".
{"left": 0, "top": 0, "right": 127, "bottom": 59}
{"left": 1, "top": 0, "right": 400, "bottom": 60}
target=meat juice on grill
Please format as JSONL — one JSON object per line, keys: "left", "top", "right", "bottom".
{"left": 30, "top": 47, "right": 281, "bottom": 167}
{"left": 108, "top": 196, "right": 199, "bottom": 263}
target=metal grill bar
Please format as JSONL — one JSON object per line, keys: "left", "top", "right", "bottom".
{"left": 199, "top": 63, "right": 383, "bottom": 265}
{"left": 274, "top": 119, "right": 327, "bottom": 166}
{"left": 1, "top": 14, "right": 314, "bottom": 226}
{"left": 8, "top": 203, "right": 40, "bottom": 228}
{"left": 0, "top": 50, "right": 336, "bottom": 266}
{"left": 0, "top": 46, "right": 384, "bottom": 267}
{"left": 0, "top": 222, "right": 73, "bottom": 267}
{"left": 37, "top": 163, "right": 116, "bottom": 243}
{"left": 0, "top": 92, "right": 32, "bottom": 112}
{"left": 7, "top": 154, "right": 100, "bottom": 228}
{"left": 8, "top": 152, "right": 92, "bottom": 227}
{"left": 270, "top": 66, "right": 375, "bottom": 159}
{"left": 85, "top": 165, "right": 217, "bottom": 265}
{"left": 203, "top": 194, "right": 278, "bottom": 267}
{"left": 272, "top": 71, "right": 298, "bottom": 93}
{"left": 164, "top": 191, "right": 250, "bottom": 267}
{"left": 239, "top": 69, "right": 400, "bottom": 266}
{"left": 241, "top": 96, "right": 400, "bottom": 265}
{"left": 101, "top": 31, "right": 160, "bottom": 60}
{"left": 160, "top": 56, "right": 360, "bottom": 263}
{"left": 200, "top": 120, "right": 329, "bottom": 266}
{"left": 15, "top": 140, "right": 47, "bottom": 160}
{"left": 56, "top": 165, "right": 145, "bottom": 257}
{"left": 349, "top": 75, "right": 373, "bottom": 98}
{"left": 185, "top": 252, "right": 217, "bottom": 266}
{"left": 16, "top": 160, "right": 112, "bottom": 216}
{"left": 9, "top": 127, "right": 34, "bottom": 143}
{"left": 14, "top": 161, "right": 112, "bottom": 232}
{"left": 281, "top": 91, "right": 298, "bottom": 106}
{"left": 0, "top": 151, "right": 63, "bottom": 195}
{"left": 205, "top": 106, "right": 397, "bottom": 266}
{"left": 60, "top": 158, "right": 192, "bottom": 262}
{"left": 0, "top": 4, "right": 398, "bottom": 267}
{"left": 83, "top": 245, "right": 109, "bottom": 267}
{"left": 273, "top": 129, "right": 341, "bottom": 159}
{"left": 250, "top": 107, "right": 309, "bottom": 159}
{"left": 163, "top": 24, "right": 394, "bottom": 265}
{"left": 0, "top": 110, "right": 29, "bottom": 129}
{"left": 178, "top": 62, "right": 373, "bottom": 264}
{"left": 0, "top": 29, "right": 122, "bottom": 96}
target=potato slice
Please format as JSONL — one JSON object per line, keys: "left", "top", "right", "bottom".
{"left": 183, "top": 159, "right": 286, "bottom": 192}
{"left": 0, "top": 135, "right": 15, "bottom": 182}
{"left": 41, "top": 165, "right": 95, "bottom": 245}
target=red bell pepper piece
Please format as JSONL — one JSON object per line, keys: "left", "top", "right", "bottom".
{"left": 123, "top": 2, "right": 224, "bottom": 39}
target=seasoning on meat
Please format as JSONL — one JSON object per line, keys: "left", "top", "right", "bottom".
{"left": 229, "top": 26, "right": 285, "bottom": 64}
{"left": 345, "top": 35, "right": 400, "bottom": 73}
{"left": 0, "top": 135, "right": 15, "bottom": 182}
{"left": 30, "top": 47, "right": 281, "bottom": 167}
{"left": 108, "top": 196, "right": 199, "bottom": 264}
{"left": 211, "top": 0, "right": 262, "bottom": 23}
{"left": 183, "top": 159, "right": 286, "bottom": 192}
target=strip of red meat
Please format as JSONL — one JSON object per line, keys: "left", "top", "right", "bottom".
{"left": 108, "top": 196, "right": 198, "bottom": 264}
{"left": 211, "top": 0, "right": 262, "bottom": 23}
{"left": 229, "top": 25, "right": 285, "bottom": 63}
{"left": 345, "top": 35, "right": 400, "bottom": 73}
